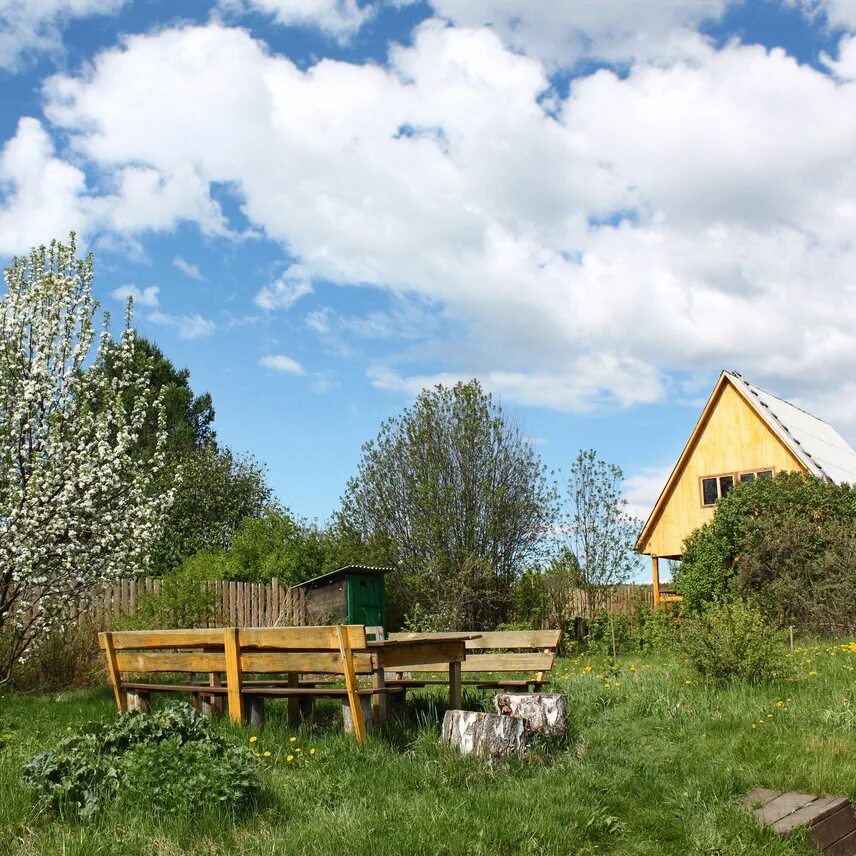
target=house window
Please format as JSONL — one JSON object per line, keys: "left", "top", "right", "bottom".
{"left": 700, "top": 468, "right": 775, "bottom": 506}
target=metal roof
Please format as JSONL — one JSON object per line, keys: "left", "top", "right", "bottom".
{"left": 293, "top": 565, "right": 394, "bottom": 588}
{"left": 730, "top": 371, "right": 856, "bottom": 485}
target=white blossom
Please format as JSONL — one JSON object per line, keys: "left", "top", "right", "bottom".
{"left": 0, "top": 235, "right": 173, "bottom": 681}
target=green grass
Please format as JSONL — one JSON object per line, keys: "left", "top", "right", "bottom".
{"left": 2, "top": 642, "right": 856, "bottom": 855}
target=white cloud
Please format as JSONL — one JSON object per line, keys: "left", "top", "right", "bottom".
{"left": 254, "top": 266, "right": 313, "bottom": 310}
{"left": 259, "top": 353, "right": 305, "bottom": 374}
{"left": 110, "top": 284, "right": 160, "bottom": 307}
{"left": 172, "top": 256, "right": 204, "bottom": 280}
{"left": 221, "top": 0, "right": 374, "bottom": 41}
{"left": 147, "top": 311, "right": 216, "bottom": 339}
{"left": 0, "top": 0, "right": 124, "bottom": 71}
{"left": 623, "top": 464, "right": 674, "bottom": 525}
{"left": 791, "top": 0, "right": 856, "bottom": 29}
{"left": 4, "top": 19, "right": 856, "bottom": 416}
{"left": 423, "top": 0, "right": 735, "bottom": 66}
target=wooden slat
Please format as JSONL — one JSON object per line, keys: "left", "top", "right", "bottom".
{"left": 755, "top": 793, "right": 819, "bottom": 825}
{"left": 374, "top": 640, "right": 467, "bottom": 669}
{"left": 398, "top": 653, "right": 555, "bottom": 673}
{"left": 116, "top": 651, "right": 226, "bottom": 672}
{"left": 388, "top": 630, "right": 561, "bottom": 650}
{"left": 98, "top": 629, "right": 225, "bottom": 649}
{"left": 773, "top": 797, "right": 848, "bottom": 834}
{"left": 100, "top": 632, "right": 127, "bottom": 712}
{"left": 240, "top": 651, "right": 374, "bottom": 674}
{"left": 224, "top": 628, "right": 244, "bottom": 723}
{"left": 239, "top": 625, "right": 346, "bottom": 649}
{"left": 807, "top": 805, "right": 856, "bottom": 850}
{"left": 338, "top": 625, "right": 366, "bottom": 743}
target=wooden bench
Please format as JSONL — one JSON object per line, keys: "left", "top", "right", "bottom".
{"left": 384, "top": 630, "right": 562, "bottom": 693}
{"left": 98, "top": 625, "right": 402, "bottom": 742}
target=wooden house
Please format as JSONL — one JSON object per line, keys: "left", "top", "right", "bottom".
{"left": 635, "top": 370, "right": 856, "bottom": 605}
{"left": 293, "top": 565, "right": 391, "bottom": 630}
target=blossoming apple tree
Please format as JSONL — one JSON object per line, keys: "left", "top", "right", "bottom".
{"left": 0, "top": 236, "right": 173, "bottom": 682}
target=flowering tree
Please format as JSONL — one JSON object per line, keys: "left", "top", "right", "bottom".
{"left": 0, "top": 236, "right": 172, "bottom": 682}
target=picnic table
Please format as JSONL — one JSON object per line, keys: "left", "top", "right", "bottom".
{"left": 364, "top": 634, "right": 479, "bottom": 724}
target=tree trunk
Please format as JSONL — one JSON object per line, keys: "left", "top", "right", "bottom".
{"left": 493, "top": 693, "right": 568, "bottom": 736}
{"left": 440, "top": 710, "right": 530, "bottom": 764}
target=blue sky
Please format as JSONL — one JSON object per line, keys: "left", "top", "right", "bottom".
{"left": 2, "top": 0, "right": 856, "bottom": 545}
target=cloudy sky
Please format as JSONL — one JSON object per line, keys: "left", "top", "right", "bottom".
{"left": 1, "top": 0, "right": 855, "bottom": 538}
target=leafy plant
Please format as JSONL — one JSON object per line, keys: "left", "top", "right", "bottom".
{"left": 22, "top": 703, "right": 259, "bottom": 820}
{"left": 680, "top": 599, "right": 786, "bottom": 684}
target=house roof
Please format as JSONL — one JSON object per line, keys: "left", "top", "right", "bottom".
{"left": 635, "top": 370, "right": 856, "bottom": 553}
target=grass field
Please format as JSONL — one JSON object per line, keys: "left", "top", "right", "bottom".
{"left": 2, "top": 643, "right": 856, "bottom": 855}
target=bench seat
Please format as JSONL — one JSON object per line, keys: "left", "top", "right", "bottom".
{"left": 123, "top": 682, "right": 404, "bottom": 697}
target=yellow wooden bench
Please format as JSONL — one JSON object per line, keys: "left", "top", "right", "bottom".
{"left": 98, "top": 625, "right": 401, "bottom": 742}
{"left": 384, "top": 629, "right": 562, "bottom": 693}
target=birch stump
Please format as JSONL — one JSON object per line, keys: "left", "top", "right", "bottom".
{"left": 494, "top": 693, "right": 568, "bottom": 737}
{"left": 440, "top": 710, "right": 530, "bottom": 764}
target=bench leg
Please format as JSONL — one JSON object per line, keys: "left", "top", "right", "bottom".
{"left": 126, "top": 690, "right": 150, "bottom": 712}
{"left": 387, "top": 690, "right": 406, "bottom": 719}
{"left": 372, "top": 666, "right": 387, "bottom": 729}
{"left": 287, "top": 673, "right": 300, "bottom": 723}
{"left": 342, "top": 695, "right": 373, "bottom": 736}
{"left": 449, "top": 661, "right": 462, "bottom": 710}
{"left": 299, "top": 696, "right": 315, "bottom": 719}
{"left": 246, "top": 696, "right": 265, "bottom": 730}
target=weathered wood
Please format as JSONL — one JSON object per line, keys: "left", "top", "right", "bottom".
{"left": 440, "top": 710, "right": 530, "bottom": 765}
{"left": 338, "top": 625, "right": 366, "bottom": 742}
{"left": 494, "top": 693, "right": 567, "bottom": 736}
{"left": 223, "top": 627, "right": 244, "bottom": 724}
{"left": 245, "top": 695, "right": 265, "bottom": 729}
{"left": 404, "top": 653, "right": 555, "bottom": 674}
{"left": 449, "top": 661, "right": 462, "bottom": 710}
{"left": 774, "top": 798, "right": 848, "bottom": 834}
{"left": 342, "top": 693, "right": 373, "bottom": 736}
{"left": 808, "top": 807, "right": 856, "bottom": 852}
{"left": 116, "top": 652, "right": 226, "bottom": 672}
{"left": 756, "top": 793, "right": 819, "bottom": 825}
{"left": 100, "top": 632, "right": 127, "bottom": 712}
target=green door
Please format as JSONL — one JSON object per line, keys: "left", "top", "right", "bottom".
{"left": 347, "top": 574, "right": 386, "bottom": 631}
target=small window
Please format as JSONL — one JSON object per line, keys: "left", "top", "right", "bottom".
{"left": 719, "top": 475, "right": 734, "bottom": 497}
{"left": 702, "top": 477, "right": 718, "bottom": 506}
{"left": 739, "top": 472, "right": 755, "bottom": 483}
{"left": 757, "top": 469, "right": 773, "bottom": 479}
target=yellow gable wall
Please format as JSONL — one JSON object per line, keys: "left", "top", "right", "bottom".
{"left": 641, "top": 381, "right": 806, "bottom": 557}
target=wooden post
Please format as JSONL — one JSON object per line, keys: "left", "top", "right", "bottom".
{"left": 287, "top": 673, "right": 300, "bottom": 723}
{"left": 224, "top": 627, "right": 244, "bottom": 724}
{"left": 449, "top": 660, "right": 462, "bottom": 710}
{"left": 789, "top": 625, "right": 794, "bottom": 653}
{"left": 372, "top": 658, "right": 387, "bottom": 729}
{"left": 651, "top": 556, "right": 661, "bottom": 608}
{"left": 337, "top": 625, "right": 366, "bottom": 743}
{"left": 246, "top": 696, "right": 265, "bottom": 729}
{"left": 101, "top": 632, "right": 127, "bottom": 712}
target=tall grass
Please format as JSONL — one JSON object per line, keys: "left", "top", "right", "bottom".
{"left": 2, "top": 642, "right": 855, "bottom": 854}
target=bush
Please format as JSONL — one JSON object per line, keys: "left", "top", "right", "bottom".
{"left": 675, "top": 472, "right": 856, "bottom": 633}
{"left": 22, "top": 704, "right": 259, "bottom": 820}
{"left": 638, "top": 603, "right": 682, "bottom": 652}
{"left": 680, "top": 599, "right": 786, "bottom": 683}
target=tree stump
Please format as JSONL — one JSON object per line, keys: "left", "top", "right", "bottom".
{"left": 494, "top": 693, "right": 568, "bottom": 736}
{"left": 126, "top": 690, "right": 150, "bottom": 712}
{"left": 440, "top": 710, "right": 530, "bottom": 765}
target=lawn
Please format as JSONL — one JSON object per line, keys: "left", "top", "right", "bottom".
{"left": 1, "top": 643, "right": 855, "bottom": 855}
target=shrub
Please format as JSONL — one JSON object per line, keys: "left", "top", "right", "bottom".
{"left": 22, "top": 704, "right": 259, "bottom": 820}
{"left": 638, "top": 603, "right": 682, "bottom": 652}
{"left": 675, "top": 472, "right": 856, "bottom": 633}
{"left": 680, "top": 599, "right": 786, "bottom": 683}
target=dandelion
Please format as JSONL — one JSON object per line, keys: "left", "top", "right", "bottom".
{"left": 295, "top": 748, "right": 301, "bottom": 753}
{"left": 263, "top": 751, "right": 271, "bottom": 758}
{"left": 249, "top": 735, "right": 258, "bottom": 743}
{"left": 809, "top": 671, "right": 818, "bottom": 676}
{"left": 752, "top": 724, "right": 757, "bottom": 729}
{"left": 309, "top": 748, "right": 316, "bottom": 755}
{"left": 289, "top": 736, "right": 297, "bottom": 743}
{"left": 287, "top": 754, "right": 294, "bottom": 763}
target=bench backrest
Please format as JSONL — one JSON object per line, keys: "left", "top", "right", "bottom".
{"left": 98, "top": 625, "right": 374, "bottom": 676}
{"left": 386, "top": 629, "right": 561, "bottom": 675}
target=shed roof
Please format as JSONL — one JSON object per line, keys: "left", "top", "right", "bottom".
{"left": 293, "top": 565, "right": 394, "bottom": 589}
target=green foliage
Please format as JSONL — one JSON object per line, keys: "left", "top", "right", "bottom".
{"left": 117, "top": 557, "right": 221, "bottom": 630}
{"left": 22, "top": 704, "right": 258, "bottom": 821}
{"left": 637, "top": 603, "right": 682, "bottom": 652}
{"left": 680, "top": 599, "right": 786, "bottom": 684}
{"left": 675, "top": 472, "right": 856, "bottom": 633}
{"left": 341, "top": 379, "right": 556, "bottom": 629}
{"left": 150, "top": 445, "right": 274, "bottom": 575}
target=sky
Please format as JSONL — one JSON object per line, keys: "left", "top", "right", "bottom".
{"left": 1, "top": 0, "right": 856, "bottom": 557}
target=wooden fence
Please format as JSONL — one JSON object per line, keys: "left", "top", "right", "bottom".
{"left": 80, "top": 578, "right": 651, "bottom": 630}
{"left": 88, "top": 578, "right": 307, "bottom": 628}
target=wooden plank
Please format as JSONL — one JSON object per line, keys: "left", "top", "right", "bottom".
{"left": 449, "top": 660, "right": 462, "bottom": 710}
{"left": 338, "top": 625, "right": 366, "bottom": 742}
{"left": 239, "top": 625, "right": 344, "bottom": 649}
{"left": 826, "top": 829, "right": 856, "bottom": 856}
{"left": 388, "top": 630, "right": 561, "bottom": 650}
{"left": 116, "top": 652, "right": 227, "bottom": 672}
{"left": 101, "top": 632, "right": 127, "bottom": 712}
{"left": 223, "top": 628, "right": 244, "bottom": 724}
{"left": 806, "top": 806, "right": 856, "bottom": 850}
{"left": 773, "top": 797, "right": 848, "bottom": 834}
{"left": 374, "top": 641, "right": 467, "bottom": 669}
{"left": 742, "top": 788, "right": 784, "bottom": 811}
{"left": 98, "top": 629, "right": 224, "bottom": 649}
{"left": 394, "top": 653, "right": 554, "bottom": 673}
{"left": 241, "top": 651, "right": 374, "bottom": 674}
{"left": 755, "top": 793, "right": 819, "bottom": 825}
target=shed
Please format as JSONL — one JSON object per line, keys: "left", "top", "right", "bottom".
{"left": 294, "top": 565, "right": 392, "bottom": 630}
{"left": 636, "top": 370, "right": 856, "bottom": 605}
